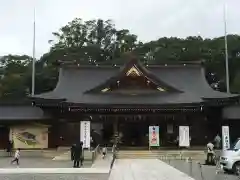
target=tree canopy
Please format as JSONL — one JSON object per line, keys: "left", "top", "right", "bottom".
{"left": 1, "top": 18, "right": 240, "bottom": 99}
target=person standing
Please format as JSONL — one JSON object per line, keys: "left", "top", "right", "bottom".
{"left": 71, "top": 144, "right": 76, "bottom": 161}
{"left": 10, "top": 140, "right": 14, "bottom": 156}
{"left": 214, "top": 134, "right": 221, "bottom": 149}
{"left": 72, "top": 142, "right": 83, "bottom": 168}
{"left": 6, "top": 140, "right": 11, "bottom": 157}
{"left": 206, "top": 141, "right": 214, "bottom": 164}
{"left": 11, "top": 148, "right": 20, "bottom": 167}
{"left": 80, "top": 142, "right": 84, "bottom": 166}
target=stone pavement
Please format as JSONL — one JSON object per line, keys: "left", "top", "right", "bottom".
{"left": 91, "top": 153, "right": 113, "bottom": 169}
{"left": 0, "top": 157, "right": 110, "bottom": 180}
{"left": 165, "top": 160, "right": 238, "bottom": 180}
{"left": 109, "top": 159, "right": 194, "bottom": 180}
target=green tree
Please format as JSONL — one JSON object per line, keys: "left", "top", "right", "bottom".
{"left": 0, "top": 55, "right": 32, "bottom": 98}
{"left": 2, "top": 18, "right": 240, "bottom": 98}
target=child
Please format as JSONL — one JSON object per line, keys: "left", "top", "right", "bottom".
{"left": 11, "top": 148, "right": 20, "bottom": 167}
{"left": 102, "top": 146, "right": 107, "bottom": 159}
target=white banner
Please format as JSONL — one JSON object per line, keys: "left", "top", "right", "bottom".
{"left": 149, "top": 126, "right": 159, "bottom": 147}
{"left": 80, "top": 121, "right": 91, "bottom": 149}
{"left": 222, "top": 126, "right": 230, "bottom": 150}
{"left": 179, "top": 126, "right": 190, "bottom": 147}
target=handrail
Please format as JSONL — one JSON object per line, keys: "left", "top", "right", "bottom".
{"left": 110, "top": 144, "right": 117, "bottom": 169}
{"left": 91, "top": 144, "right": 100, "bottom": 164}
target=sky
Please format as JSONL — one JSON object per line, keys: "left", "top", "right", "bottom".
{"left": 0, "top": 0, "right": 239, "bottom": 58}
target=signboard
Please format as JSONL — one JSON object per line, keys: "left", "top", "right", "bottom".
{"left": 149, "top": 126, "right": 159, "bottom": 147}
{"left": 80, "top": 121, "right": 91, "bottom": 149}
{"left": 179, "top": 126, "right": 190, "bottom": 147}
{"left": 222, "top": 126, "right": 230, "bottom": 150}
{"left": 10, "top": 125, "right": 48, "bottom": 149}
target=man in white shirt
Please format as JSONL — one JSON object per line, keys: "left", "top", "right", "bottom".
{"left": 206, "top": 142, "right": 214, "bottom": 164}
{"left": 11, "top": 148, "right": 20, "bottom": 166}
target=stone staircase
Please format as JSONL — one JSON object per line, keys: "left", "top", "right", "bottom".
{"left": 52, "top": 151, "right": 71, "bottom": 161}
{"left": 116, "top": 150, "right": 206, "bottom": 160}
{"left": 52, "top": 150, "right": 93, "bottom": 161}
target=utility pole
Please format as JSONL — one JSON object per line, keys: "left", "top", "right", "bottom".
{"left": 31, "top": 8, "right": 36, "bottom": 96}
{"left": 224, "top": 1, "right": 230, "bottom": 93}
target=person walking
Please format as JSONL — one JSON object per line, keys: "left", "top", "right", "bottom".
{"left": 11, "top": 148, "right": 20, "bottom": 167}
{"left": 102, "top": 145, "right": 107, "bottom": 159}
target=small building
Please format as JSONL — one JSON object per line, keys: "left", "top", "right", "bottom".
{"left": 0, "top": 57, "right": 239, "bottom": 149}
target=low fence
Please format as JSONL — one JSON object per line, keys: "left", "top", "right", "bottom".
{"left": 110, "top": 145, "right": 116, "bottom": 169}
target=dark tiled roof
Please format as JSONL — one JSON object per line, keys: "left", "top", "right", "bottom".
{"left": 0, "top": 106, "right": 50, "bottom": 120}
{"left": 32, "top": 60, "right": 239, "bottom": 105}
{"left": 148, "top": 66, "right": 237, "bottom": 99}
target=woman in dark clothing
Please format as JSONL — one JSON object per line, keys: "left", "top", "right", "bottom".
{"left": 72, "top": 142, "right": 83, "bottom": 168}
{"left": 6, "top": 140, "right": 13, "bottom": 157}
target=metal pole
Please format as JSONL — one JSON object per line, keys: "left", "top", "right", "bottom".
{"left": 31, "top": 8, "right": 36, "bottom": 96}
{"left": 198, "top": 162, "right": 205, "bottom": 180}
{"left": 224, "top": 1, "right": 230, "bottom": 93}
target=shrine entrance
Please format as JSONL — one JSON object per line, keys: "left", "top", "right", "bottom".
{"left": 119, "top": 121, "right": 148, "bottom": 147}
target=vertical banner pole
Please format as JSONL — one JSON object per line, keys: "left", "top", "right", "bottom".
{"left": 149, "top": 126, "right": 159, "bottom": 151}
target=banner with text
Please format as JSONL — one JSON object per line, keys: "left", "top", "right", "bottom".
{"left": 179, "top": 126, "right": 190, "bottom": 147}
{"left": 222, "top": 126, "right": 230, "bottom": 150}
{"left": 80, "top": 121, "right": 91, "bottom": 149}
{"left": 149, "top": 126, "right": 159, "bottom": 147}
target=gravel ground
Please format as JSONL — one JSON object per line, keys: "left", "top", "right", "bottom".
{"left": 164, "top": 159, "right": 240, "bottom": 180}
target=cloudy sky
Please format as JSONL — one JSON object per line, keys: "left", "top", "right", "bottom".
{"left": 0, "top": 0, "right": 239, "bottom": 58}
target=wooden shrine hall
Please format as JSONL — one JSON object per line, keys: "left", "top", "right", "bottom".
{"left": 0, "top": 56, "right": 240, "bottom": 149}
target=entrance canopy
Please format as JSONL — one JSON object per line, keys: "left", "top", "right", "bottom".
{"left": 31, "top": 57, "right": 239, "bottom": 110}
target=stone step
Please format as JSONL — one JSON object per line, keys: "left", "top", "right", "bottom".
{"left": 117, "top": 152, "right": 205, "bottom": 155}
{"left": 52, "top": 151, "right": 93, "bottom": 161}
{"left": 116, "top": 150, "right": 205, "bottom": 160}
{"left": 42, "top": 151, "right": 63, "bottom": 158}
{"left": 52, "top": 151, "right": 71, "bottom": 160}
{"left": 116, "top": 155, "right": 205, "bottom": 160}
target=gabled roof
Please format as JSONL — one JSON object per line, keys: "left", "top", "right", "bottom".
{"left": 85, "top": 57, "right": 181, "bottom": 94}
{"left": 31, "top": 57, "right": 239, "bottom": 106}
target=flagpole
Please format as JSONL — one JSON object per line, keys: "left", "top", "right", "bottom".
{"left": 224, "top": 1, "right": 230, "bottom": 93}
{"left": 31, "top": 8, "right": 36, "bottom": 96}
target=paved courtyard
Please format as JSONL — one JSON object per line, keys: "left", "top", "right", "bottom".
{"left": 165, "top": 159, "right": 240, "bottom": 180}
{"left": 109, "top": 159, "right": 194, "bottom": 180}
{"left": 0, "top": 157, "right": 108, "bottom": 180}
{"left": 0, "top": 157, "right": 239, "bottom": 180}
